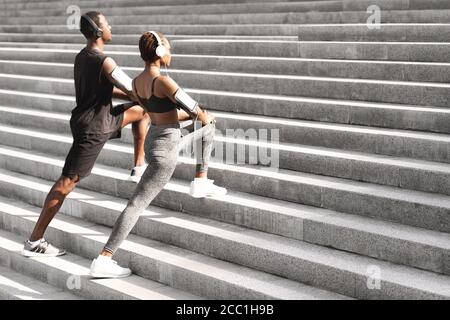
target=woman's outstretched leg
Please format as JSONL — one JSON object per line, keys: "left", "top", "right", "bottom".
{"left": 90, "top": 126, "right": 180, "bottom": 278}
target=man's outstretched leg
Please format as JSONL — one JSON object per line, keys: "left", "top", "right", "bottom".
{"left": 23, "top": 175, "right": 79, "bottom": 257}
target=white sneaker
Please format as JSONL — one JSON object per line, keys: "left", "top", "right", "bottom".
{"left": 128, "top": 164, "right": 148, "bottom": 183}
{"left": 89, "top": 255, "right": 132, "bottom": 278}
{"left": 189, "top": 178, "right": 227, "bottom": 198}
{"left": 22, "top": 238, "right": 66, "bottom": 257}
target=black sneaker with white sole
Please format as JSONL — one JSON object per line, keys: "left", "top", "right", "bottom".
{"left": 22, "top": 238, "right": 66, "bottom": 257}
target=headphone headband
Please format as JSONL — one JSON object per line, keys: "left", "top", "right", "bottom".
{"left": 148, "top": 31, "right": 166, "bottom": 58}
{"left": 82, "top": 14, "right": 103, "bottom": 38}
{"left": 149, "top": 31, "right": 162, "bottom": 46}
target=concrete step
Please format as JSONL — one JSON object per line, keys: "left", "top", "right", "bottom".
{"left": 0, "top": 1, "right": 350, "bottom": 18}
{"left": 0, "top": 0, "right": 290, "bottom": 8}
{"left": 3, "top": 87, "right": 450, "bottom": 137}
{"left": 0, "top": 166, "right": 449, "bottom": 277}
{"left": 2, "top": 0, "right": 450, "bottom": 17}
{"left": 0, "top": 228, "right": 203, "bottom": 300}
{"left": 0, "top": 264, "right": 83, "bottom": 300}
{"left": 3, "top": 61, "right": 450, "bottom": 109}
{"left": 0, "top": 195, "right": 348, "bottom": 300}
{"left": 0, "top": 24, "right": 300, "bottom": 36}
{"left": 298, "top": 23, "right": 450, "bottom": 42}
{"left": 3, "top": 102, "right": 450, "bottom": 198}
{"left": 3, "top": 23, "right": 450, "bottom": 42}
{"left": 0, "top": 136, "right": 448, "bottom": 234}
{"left": 2, "top": 185, "right": 450, "bottom": 300}
{"left": 3, "top": 75, "right": 450, "bottom": 164}
{"left": 2, "top": 184, "right": 450, "bottom": 299}
{"left": 0, "top": 0, "right": 309, "bottom": 11}
{"left": 0, "top": 33, "right": 296, "bottom": 43}
{"left": 5, "top": 10, "right": 450, "bottom": 26}
{"left": 294, "top": 41, "right": 450, "bottom": 62}
{"left": 3, "top": 48, "right": 450, "bottom": 83}
{"left": 4, "top": 105, "right": 450, "bottom": 198}
{"left": 4, "top": 81, "right": 450, "bottom": 164}
{"left": 1, "top": 40, "right": 449, "bottom": 62}
{"left": 2, "top": 24, "right": 450, "bottom": 43}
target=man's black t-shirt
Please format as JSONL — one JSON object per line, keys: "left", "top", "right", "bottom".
{"left": 71, "top": 47, "right": 121, "bottom": 136}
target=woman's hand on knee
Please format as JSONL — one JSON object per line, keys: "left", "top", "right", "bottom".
{"left": 202, "top": 111, "right": 216, "bottom": 125}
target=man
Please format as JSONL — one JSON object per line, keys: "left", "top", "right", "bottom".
{"left": 22, "top": 11, "right": 150, "bottom": 257}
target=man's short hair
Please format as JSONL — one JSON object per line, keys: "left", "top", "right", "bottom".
{"left": 80, "top": 11, "right": 102, "bottom": 39}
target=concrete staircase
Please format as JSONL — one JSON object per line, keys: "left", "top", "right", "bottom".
{"left": 0, "top": 0, "right": 449, "bottom": 300}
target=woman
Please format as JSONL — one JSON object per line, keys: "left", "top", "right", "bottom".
{"left": 89, "top": 31, "right": 227, "bottom": 278}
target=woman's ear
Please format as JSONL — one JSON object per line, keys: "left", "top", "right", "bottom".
{"left": 161, "top": 54, "right": 169, "bottom": 66}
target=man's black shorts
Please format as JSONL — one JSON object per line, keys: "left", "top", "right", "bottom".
{"left": 62, "top": 111, "right": 125, "bottom": 179}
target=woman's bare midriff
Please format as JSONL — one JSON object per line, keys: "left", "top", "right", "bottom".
{"left": 148, "top": 109, "right": 179, "bottom": 126}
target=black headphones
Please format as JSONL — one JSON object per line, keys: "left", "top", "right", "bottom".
{"left": 81, "top": 14, "right": 103, "bottom": 39}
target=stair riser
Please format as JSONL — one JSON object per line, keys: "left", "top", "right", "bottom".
{"left": 2, "top": 89, "right": 450, "bottom": 136}
{"left": 0, "top": 208, "right": 315, "bottom": 300}
{"left": 298, "top": 24, "right": 450, "bottom": 42}
{"left": 3, "top": 106, "right": 450, "bottom": 198}
{"left": 0, "top": 186, "right": 446, "bottom": 299}
{"left": 3, "top": 62, "right": 450, "bottom": 109}
{"left": 2, "top": 50, "right": 450, "bottom": 83}
{"left": 2, "top": 0, "right": 450, "bottom": 15}
{"left": 0, "top": 139, "right": 448, "bottom": 235}
{"left": 0, "top": 25, "right": 301, "bottom": 36}
{"left": 2, "top": 41, "right": 450, "bottom": 63}
{"left": 0, "top": 1, "right": 345, "bottom": 16}
{"left": 2, "top": 173, "right": 449, "bottom": 276}
{"left": 4, "top": 10, "right": 450, "bottom": 25}
{"left": 2, "top": 80, "right": 450, "bottom": 167}
{"left": 0, "top": 240, "right": 137, "bottom": 299}
{"left": 3, "top": 25, "right": 450, "bottom": 42}
{"left": 2, "top": 77, "right": 450, "bottom": 166}
{"left": 0, "top": 0, "right": 341, "bottom": 12}
{"left": 0, "top": 34, "right": 294, "bottom": 44}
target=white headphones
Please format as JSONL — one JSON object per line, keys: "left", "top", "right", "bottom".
{"left": 149, "top": 31, "right": 167, "bottom": 58}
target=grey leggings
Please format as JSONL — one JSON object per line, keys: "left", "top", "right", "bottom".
{"left": 104, "top": 121, "right": 215, "bottom": 254}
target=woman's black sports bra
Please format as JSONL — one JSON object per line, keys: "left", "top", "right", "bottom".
{"left": 133, "top": 76, "right": 179, "bottom": 113}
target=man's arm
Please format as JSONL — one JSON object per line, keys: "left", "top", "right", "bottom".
{"left": 102, "top": 57, "right": 137, "bottom": 101}
{"left": 113, "top": 87, "right": 132, "bottom": 100}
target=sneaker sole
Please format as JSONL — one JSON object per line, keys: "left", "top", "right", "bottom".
{"left": 89, "top": 271, "right": 132, "bottom": 279}
{"left": 190, "top": 190, "right": 227, "bottom": 198}
{"left": 22, "top": 250, "right": 66, "bottom": 258}
{"left": 128, "top": 176, "right": 141, "bottom": 183}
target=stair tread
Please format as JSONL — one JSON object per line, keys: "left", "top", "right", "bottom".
{"left": 0, "top": 229, "right": 203, "bottom": 300}
{"left": 0, "top": 144, "right": 449, "bottom": 251}
{"left": 0, "top": 195, "right": 348, "bottom": 300}
{"left": 0, "top": 264, "right": 83, "bottom": 300}
{"left": 3, "top": 104, "right": 450, "bottom": 175}
{"left": 5, "top": 58, "right": 450, "bottom": 87}
{"left": 1, "top": 125, "right": 450, "bottom": 209}
{"left": 6, "top": 46, "right": 450, "bottom": 67}
{"left": 2, "top": 75, "right": 450, "bottom": 141}
{"left": 0, "top": 177, "right": 449, "bottom": 298}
